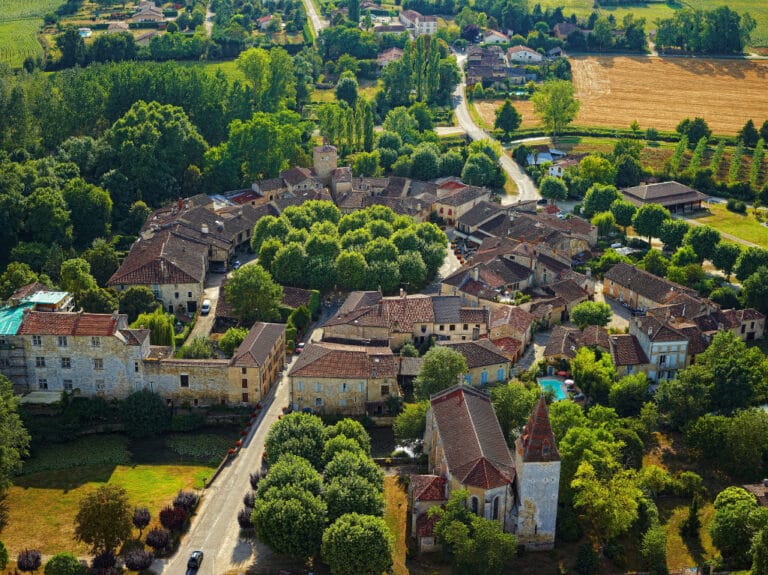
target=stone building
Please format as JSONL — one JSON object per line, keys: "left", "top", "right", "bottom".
{"left": 227, "top": 322, "right": 286, "bottom": 403}
{"left": 441, "top": 340, "right": 511, "bottom": 387}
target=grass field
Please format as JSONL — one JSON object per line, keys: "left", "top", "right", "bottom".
{"left": 0, "top": 0, "right": 64, "bottom": 67}
{"left": 474, "top": 99, "right": 539, "bottom": 131}
{"left": 691, "top": 203, "right": 768, "bottom": 247}
{"left": 384, "top": 476, "right": 409, "bottom": 575}
{"left": 570, "top": 56, "right": 768, "bottom": 135}
{"left": 0, "top": 432, "right": 231, "bottom": 556}
{"left": 532, "top": 0, "right": 768, "bottom": 47}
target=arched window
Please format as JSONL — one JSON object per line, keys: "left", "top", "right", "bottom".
{"left": 492, "top": 496, "right": 500, "bottom": 520}
{"left": 471, "top": 496, "right": 479, "bottom": 515}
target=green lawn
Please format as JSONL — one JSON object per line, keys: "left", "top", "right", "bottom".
{"left": 690, "top": 202, "right": 768, "bottom": 248}
{"left": 0, "top": 432, "right": 233, "bottom": 555}
{"left": 533, "top": 0, "right": 768, "bottom": 47}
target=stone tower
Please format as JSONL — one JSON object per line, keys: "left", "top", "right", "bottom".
{"left": 313, "top": 143, "right": 338, "bottom": 185}
{"left": 513, "top": 396, "right": 561, "bottom": 550}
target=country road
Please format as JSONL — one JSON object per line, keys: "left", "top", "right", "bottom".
{"left": 452, "top": 53, "right": 540, "bottom": 204}
{"left": 300, "top": 0, "right": 328, "bottom": 36}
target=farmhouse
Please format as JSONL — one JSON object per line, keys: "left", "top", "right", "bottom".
{"left": 441, "top": 339, "right": 512, "bottom": 386}
{"left": 621, "top": 181, "right": 709, "bottom": 213}
{"left": 417, "top": 387, "right": 560, "bottom": 550}
{"left": 507, "top": 45, "right": 544, "bottom": 64}
{"left": 603, "top": 262, "right": 698, "bottom": 311}
{"left": 483, "top": 30, "right": 510, "bottom": 44}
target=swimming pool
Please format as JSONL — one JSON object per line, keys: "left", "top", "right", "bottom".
{"left": 538, "top": 378, "right": 568, "bottom": 401}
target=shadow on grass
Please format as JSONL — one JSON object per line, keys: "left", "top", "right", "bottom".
{"left": 682, "top": 530, "right": 707, "bottom": 566}
{"left": 14, "top": 465, "right": 116, "bottom": 492}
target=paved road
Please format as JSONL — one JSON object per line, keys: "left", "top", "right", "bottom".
{"left": 204, "top": 2, "right": 214, "bottom": 37}
{"left": 299, "top": 0, "right": 328, "bottom": 36}
{"left": 452, "top": 54, "right": 539, "bottom": 204}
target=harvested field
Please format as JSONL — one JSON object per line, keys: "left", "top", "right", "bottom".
{"left": 474, "top": 99, "right": 540, "bottom": 130}
{"left": 571, "top": 56, "right": 768, "bottom": 135}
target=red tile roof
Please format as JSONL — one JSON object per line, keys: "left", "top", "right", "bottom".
{"left": 230, "top": 322, "right": 285, "bottom": 368}
{"left": 288, "top": 342, "right": 397, "bottom": 379}
{"left": 443, "top": 339, "right": 510, "bottom": 369}
{"left": 410, "top": 474, "right": 447, "bottom": 502}
{"left": 416, "top": 511, "right": 440, "bottom": 536}
{"left": 609, "top": 334, "right": 649, "bottom": 366}
{"left": 490, "top": 337, "right": 522, "bottom": 359}
{"left": 19, "top": 311, "right": 122, "bottom": 336}
{"left": 517, "top": 397, "right": 559, "bottom": 462}
{"left": 490, "top": 305, "right": 534, "bottom": 334}
{"left": 430, "top": 386, "right": 515, "bottom": 489}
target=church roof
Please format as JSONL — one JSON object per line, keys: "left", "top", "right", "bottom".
{"left": 517, "top": 396, "right": 560, "bottom": 462}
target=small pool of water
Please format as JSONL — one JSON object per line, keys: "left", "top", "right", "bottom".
{"left": 538, "top": 378, "right": 568, "bottom": 401}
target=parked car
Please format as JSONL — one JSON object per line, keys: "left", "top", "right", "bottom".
{"left": 296, "top": 342, "right": 306, "bottom": 353}
{"left": 201, "top": 299, "right": 211, "bottom": 315}
{"left": 188, "top": 550, "right": 204, "bottom": 570}
{"left": 233, "top": 260, "right": 241, "bottom": 270}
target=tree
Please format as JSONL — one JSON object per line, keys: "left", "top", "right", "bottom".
{"left": 712, "top": 242, "right": 741, "bottom": 279}
{"left": 83, "top": 239, "right": 119, "bottom": 287}
{"left": 739, "top": 119, "right": 760, "bottom": 147}
{"left": 658, "top": 219, "right": 689, "bottom": 252}
{"left": 324, "top": 476, "right": 385, "bottom": 522}
{"left": 0, "top": 375, "right": 30, "bottom": 490}
{"left": 490, "top": 383, "right": 538, "bottom": 444}
{"left": 582, "top": 184, "right": 620, "bottom": 218}
{"left": 0, "top": 541, "right": 7, "bottom": 571}
{"left": 257, "top": 454, "right": 323, "bottom": 497}
{"left": 325, "top": 451, "right": 384, "bottom": 491}
{"left": 539, "top": 176, "right": 568, "bottom": 203}
{"left": 328, "top": 418, "right": 371, "bottom": 454}
{"left": 432, "top": 489, "right": 517, "bottom": 575}
{"left": 252, "top": 484, "right": 327, "bottom": 558}
{"left": 264, "top": 412, "right": 327, "bottom": 469}
{"left": 615, "top": 154, "right": 642, "bottom": 188}
{"left": 131, "top": 308, "right": 174, "bottom": 347}
{"left": 159, "top": 505, "right": 187, "bottom": 531}
{"left": 609, "top": 373, "right": 650, "bottom": 417}
{"left": 74, "top": 485, "right": 133, "bottom": 553}
{"left": 322, "top": 436, "right": 364, "bottom": 467}
{"left": 571, "top": 347, "right": 615, "bottom": 405}
{"left": 271, "top": 243, "right": 307, "bottom": 287}
{"left": 118, "top": 286, "right": 160, "bottom": 323}
{"left": 62, "top": 178, "right": 112, "bottom": 248}
{"left": 60, "top": 259, "right": 97, "bottom": 295}
{"left": 132, "top": 507, "right": 150, "bottom": 537}
{"left": 610, "top": 200, "right": 637, "bottom": 234}
{"left": 25, "top": 187, "right": 73, "bottom": 247}
{"left": 572, "top": 462, "right": 642, "bottom": 544}
{"left": 410, "top": 146, "right": 440, "bottom": 181}
{"left": 322, "top": 514, "right": 392, "bottom": 575}
{"left": 580, "top": 157, "right": 616, "bottom": 188}
{"left": 592, "top": 212, "right": 616, "bottom": 238}
{"left": 633, "top": 204, "right": 671, "bottom": 244}
{"left": 393, "top": 401, "right": 429, "bottom": 443}
{"left": 752, "top": 527, "right": 768, "bottom": 575}
{"left": 17, "top": 550, "right": 42, "bottom": 574}
{"left": 414, "top": 347, "right": 468, "bottom": 400}
{"left": 178, "top": 337, "right": 214, "bottom": 359}
{"left": 120, "top": 390, "right": 171, "bottom": 438}
{"left": 225, "top": 264, "right": 283, "bottom": 323}
{"left": 145, "top": 528, "right": 170, "bottom": 552}
{"left": 741, "top": 266, "right": 768, "bottom": 314}
{"left": 641, "top": 526, "right": 668, "bottom": 575}
{"left": 335, "top": 76, "right": 359, "bottom": 108}
{"left": 735, "top": 246, "right": 768, "bottom": 282}
{"left": 56, "top": 26, "right": 86, "bottom": 68}
{"left": 641, "top": 250, "right": 670, "bottom": 277}
{"left": 462, "top": 152, "right": 503, "bottom": 188}
{"left": 684, "top": 225, "right": 721, "bottom": 262}
{"left": 709, "top": 286, "right": 740, "bottom": 310}
{"left": 123, "top": 550, "right": 153, "bottom": 572}
{"left": 44, "top": 552, "right": 84, "bottom": 575}
{"left": 571, "top": 301, "right": 612, "bottom": 329}
{"left": 677, "top": 117, "right": 711, "bottom": 145}
{"left": 0, "top": 262, "right": 42, "bottom": 300}
{"left": 219, "top": 327, "right": 249, "bottom": 357}
{"left": 531, "top": 80, "right": 580, "bottom": 139}
{"left": 710, "top": 487, "right": 766, "bottom": 566}
{"left": 494, "top": 99, "right": 522, "bottom": 138}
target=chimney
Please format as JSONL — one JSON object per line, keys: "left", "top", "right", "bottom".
{"left": 177, "top": 197, "right": 183, "bottom": 211}
{"left": 648, "top": 326, "right": 653, "bottom": 337}
{"left": 474, "top": 267, "right": 479, "bottom": 282}
{"left": 201, "top": 224, "right": 208, "bottom": 235}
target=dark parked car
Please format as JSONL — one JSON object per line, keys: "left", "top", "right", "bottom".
{"left": 188, "top": 550, "right": 204, "bottom": 570}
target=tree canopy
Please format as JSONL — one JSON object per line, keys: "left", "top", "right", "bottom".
{"left": 74, "top": 485, "right": 133, "bottom": 553}
{"left": 414, "top": 346, "right": 468, "bottom": 400}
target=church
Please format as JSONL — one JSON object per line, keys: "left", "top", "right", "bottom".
{"left": 410, "top": 385, "right": 560, "bottom": 551}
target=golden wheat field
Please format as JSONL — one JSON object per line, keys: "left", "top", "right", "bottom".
{"left": 570, "top": 56, "right": 768, "bottom": 135}
{"left": 475, "top": 99, "right": 541, "bottom": 130}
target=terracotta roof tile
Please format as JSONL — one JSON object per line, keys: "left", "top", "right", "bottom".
{"left": 605, "top": 262, "right": 697, "bottom": 305}
{"left": 490, "top": 337, "right": 522, "bottom": 359}
{"left": 19, "top": 311, "right": 123, "bottom": 336}
{"left": 517, "top": 397, "right": 559, "bottom": 462}
{"left": 230, "top": 322, "right": 285, "bottom": 368}
{"left": 443, "top": 339, "right": 509, "bottom": 369}
{"left": 288, "top": 342, "right": 397, "bottom": 379}
{"left": 490, "top": 305, "right": 534, "bottom": 333}
{"left": 609, "top": 334, "right": 649, "bottom": 366}
{"left": 410, "top": 474, "right": 447, "bottom": 502}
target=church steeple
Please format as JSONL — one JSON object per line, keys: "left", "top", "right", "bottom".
{"left": 519, "top": 396, "right": 560, "bottom": 462}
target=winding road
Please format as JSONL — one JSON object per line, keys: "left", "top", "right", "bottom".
{"left": 452, "top": 53, "right": 540, "bottom": 204}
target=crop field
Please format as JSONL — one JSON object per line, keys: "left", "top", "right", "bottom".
{"left": 474, "top": 99, "right": 540, "bottom": 130}
{"left": 570, "top": 56, "right": 768, "bottom": 135}
{"left": 0, "top": 0, "right": 64, "bottom": 67}
{"left": 532, "top": 0, "right": 768, "bottom": 47}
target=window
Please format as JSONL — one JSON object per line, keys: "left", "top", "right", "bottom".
{"left": 35, "top": 356, "right": 45, "bottom": 367}
{"left": 193, "top": 399, "right": 199, "bottom": 406}
{"left": 751, "top": 321, "right": 755, "bottom": 329}
{"left": 57, "top": 335, "right": 68, "bottom": 347}
{"left": 91, "top": 336, "right": 100, "bottom": 347}
{"left": 242, "top": 392, "right": 249, "bottom": 402}
{"left": 93, "top": 358, "right": 104, "bottom": 370}
{"left": 381, "top": 385, "right": 390, "bottom": 396}
{"left": 180, "top": 374, "right": 189, "bottom": 388}
{"left": 471, "top": 496, "right": 479, "bottom": 515}
{"left": 32, "top": 335, "right": 41, "bottom": 347}
{"left": 95, "top": 380, "right": 105, "bottom": 392}
{"left": 492, "top": 497, "right": 500, "bottom": 520}
{"left": 340, "top": 382, "right": 349, "bottom": 392}
{"left": 297, "top": 382, "right": 303, "bottom": 392}
{"left": 61, "top": 357, "right": 71, "bottom": 369}
{"left": 439, "top": 325, "right": 445, "bottom": 331}
{"left": 315, "top": 397, "right": 323, "bottom": 407}
{"left": 339, "top": 398, "right": 347, "bottom": 407}
{"left": 174, "top": 292, "right": 179, "bottom": 299}
{"left": 449, "top": 324, "right": 456, "bottom": 331}
{"left": 358, "top": 382, "right": 364, "bottom": 392}
{"left": 542, "top": 440, "right": 551, "bottom": 457}
{"left": 463, "top": 324, "right": 468, "bottom": 330}
{"left": 242, "top": 379, "right": 248, "bottom": 389}
{"left": 315, "top": 382, "right": 322, "bottom": 392}
{"left": 134, "top": 361, "right": 140, "bottom": 373}
{"left": 63, "top": 380, "right": 73, "bottom": 392}
{"left": 741, "top": 324, "right": 746, "bottom": 334}
{"left": 38, "top": 379, "right": 48, "bottom": 390}
{"left": 658, "top": 355, "right": 666, "bottom": 366}
{"left": 188, "top": 292, "right": 192, "bottom": 298}
{"left": 241, "top": 367, "right": 247, "bottom": 375}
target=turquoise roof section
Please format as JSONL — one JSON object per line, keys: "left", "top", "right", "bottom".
{"left": 0, "top": 303, "right": 34, "bottom": 336}
{"left": 26, "top": 291, "right": 69, "bottom": 305}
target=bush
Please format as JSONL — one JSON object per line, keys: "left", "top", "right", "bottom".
{"left": 726, "top": 198, "right": 747, "bottom": 214}
{"left": 243, "top": 491, "right": 255, "bottom": 508}
{"left": 132, "top": 507, "right": 151, "bottom": 535}
{"left": 575, "top": 544, "right": 599, "bottom": 575}
{"left": 123, "top": 549, "right": 153, "bottom": 571}
{"left": 145, "top": 528, "right": 171, "bottom": 552}
{"left": 249, "top": 471, "right": 262, "bottom": 490}
{"left": 90, "top": 551, "right": 115, "bottom": 570}
{"left": 119, "top": 389, "right": 171, "bottom": 438}
{"left": 159, "top": 505, "right": 188, "bottom": 531}
{"left": 170, "top": 413, "right": 206, "bottom": 432}
{"left": 0, "top": 541, "right": 7, "bottom": 571}
{"left": 237, "top": 507, "right": 254, "bottom": 530}
{"left": 173, "top": 491, "right": 198, "bottom": 513}
{"left": 44, "top": 552, "right": 83, "bottom": 575}
{"left": 17, "top": 549, "right": 42, "bottom": 573}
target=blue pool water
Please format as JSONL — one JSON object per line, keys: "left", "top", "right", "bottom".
{"left": 539, "top": 378, "right": 568, "bottom": 401}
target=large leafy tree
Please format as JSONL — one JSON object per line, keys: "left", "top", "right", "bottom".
{"left": 539, "top": 176, "right": 568, "bottom": 203}
{"left": 119, "top": 390, "right": 171, "bottom": 438}
{"left": 321, "top": 514, "right": 393, "bottom": 575}
{"left": 24, "top": 187, "right": 73, "bottom": 247}
{"left": 571, "top": 347, "right": 615, "bottom": 405}
{"left": 741, "top": 266, "right": 768, "bottom": 314}
{"left": 328, "top": 419, "right": 371, "bottom": 454}
{"left": 711, "top": 242, "right": 741, "bottom": 280}
{"left": 225, "top": 264, "right": 283, "bottom": 323}
{"left": 414, "top": 346, "right": 468, "bottom": 400}
{"left": 324, "top": 476, "right": 384, "bottom": 522}
{"left": 0, "top": 375, "right": 30, "bottom": 491}
{"left": 325, "top": 451, "right": 384, "bottom": 491}
{"left": 392, "top": 401, "right": 429, "bottom": 443}
{"left": 490, "top": 383, "right": 538, "bottom": 444}
{"left": 118, "top": 286, "right": 159, "bottom": 323}
{"left": 257, "top": 454, "right": 323, "bottom": 497}
{"left": 60, "top": 258, "right": 97, "bottom": 295}
{"left": 531, "top": 80, "right": 580, "bottom": 139}
{"left": 494, "top": 99, "right": 521, "bottom": 138}
{"left": 735, "top": 246, "right": 768, "bottom": 282}
{"left": 74, "top": 485, "right": 133, "bottom": 553}
{"left": 684, "top": 225, "right": 721, "bottom": 262}
{"left": 0, "top": 263, "right": 43, "bottom": 300}
{"left": 632, "top": 203, "right": 671, "bottom": 244}
{"left": 570, "top": 301, "right": 612, "bottom": 329}
{"left": 131, "top": 308, "right": 174, "bottom": 346}
{"left": 581, "top": 183, "right": 620, "bottom": 218}
{"left": 264, "top": 412, "right": 327, "bottom": 469}
{"left": 609, "top": 373, "right": 650, "bottom": 418}
{"left": 610, "top": 199, "right": 636, "bottom": 234}
{"left": 62, "top": 178, "right": 113, "bottom": 248}
{"left": 82, "top": 239, "right": 119, "bottom": 287}
{"left": 710, "top": 487, "right": 767, "bottom": 566}
{"left": 658, "top": 219, "right": 690, "bottom": 252}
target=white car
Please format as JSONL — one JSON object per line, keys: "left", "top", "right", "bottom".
{"left": 201, "top": 299, "right": 211, "bottom": 315}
